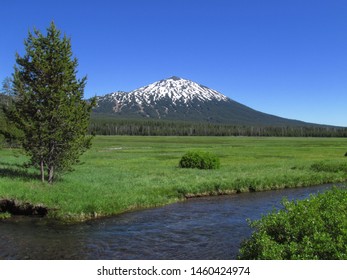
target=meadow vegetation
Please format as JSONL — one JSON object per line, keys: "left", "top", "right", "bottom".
{"left": 0, "top": 136, "right": 347, "bottom": 222}
{"left": 238, "top": 188, "right": 347, "bottom": 259}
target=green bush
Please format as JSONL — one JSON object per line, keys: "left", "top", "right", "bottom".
{"left": 179, "top": 151, "right": 220, "bottom": 170}
{"left": 238, "top": 188, "right": 347, "bottom": 260}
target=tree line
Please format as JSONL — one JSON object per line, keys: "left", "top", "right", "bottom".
{"left": 89, "top": 117, "right": 347, "bottom": 137}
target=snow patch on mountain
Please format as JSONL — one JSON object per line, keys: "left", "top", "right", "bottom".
{"left": 131, "top": 76, "right": 229, "bottom": 105}
{"left": 98, "top": 76, "right": 230, "bottom": 108}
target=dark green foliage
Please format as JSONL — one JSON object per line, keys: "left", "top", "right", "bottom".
{"left": 3, "top": 22, "right": 95, "bottom": 183}
{"left": 344, "top": 152, "right": 347, "bottom": 157}
{"left": 238, "top": 188, "right": 347, "bottom": 260}
{"left": 0, "top": 99, "right": 23, "bottom": 149}
{"left": 179, "top": 151, "right": 220, "bottom": 170}
{"left": 1, "top": 79, "right": 23, "bottom": 147}
{"left": 311, "top": 161, "right": 347, "bottom": 173}
{"left": 89, "top": 115, "right": 347, "bottom": 137}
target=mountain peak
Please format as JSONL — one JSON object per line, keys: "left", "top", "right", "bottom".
{"left": 133, "top": 76, "right": 230, "bottom": 104}
{"left": 167, "top": 76, "right": 182, "bottom": 81}
{"left": 93, "top": 76, "right": 314, "bottom": 126}
{"left": 95, "top": 76, "right": 231, "bottom": 119}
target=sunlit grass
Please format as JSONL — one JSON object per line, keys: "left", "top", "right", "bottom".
{"left": 1, "top": 136, "right": 347, "bottom": 222}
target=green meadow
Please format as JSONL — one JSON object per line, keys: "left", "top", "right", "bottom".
{"left": 1, "top": 136, "right": 347, "bottom": 222}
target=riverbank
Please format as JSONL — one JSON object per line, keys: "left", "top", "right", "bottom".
{"left": 1, "top": 136, "right": 347, "bottom": 222}
{"left": 0, "top": 184, "right": 338, "bottom": 259}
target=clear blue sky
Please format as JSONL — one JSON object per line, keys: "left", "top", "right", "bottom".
{"left": 1, "top": 0, "right": 346, "bottom": 126}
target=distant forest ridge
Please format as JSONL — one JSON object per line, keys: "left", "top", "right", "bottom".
{"left": 1, "top": 94, "right": 346, "bottom": 138}
{"left": 89, "top": 114, "right": 347, "bottom": 137}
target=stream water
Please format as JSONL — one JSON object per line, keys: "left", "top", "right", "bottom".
{"left": 0, "top": 184, "right": 338, "bottom": 259}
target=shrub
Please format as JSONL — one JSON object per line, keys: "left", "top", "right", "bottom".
{"left": 238, "top": 188, "right": 347, "bottom": 260}
{"left": 179, "top": 151, "right": 220, "bottom": 170}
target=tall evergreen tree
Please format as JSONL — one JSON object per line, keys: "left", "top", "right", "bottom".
{"left": 4, "top": 22, "right": 96, "bottom": 183}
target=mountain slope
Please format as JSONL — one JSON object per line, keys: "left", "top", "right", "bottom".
{"left": 93, "top": 76, "right": 316, "bottom": 126}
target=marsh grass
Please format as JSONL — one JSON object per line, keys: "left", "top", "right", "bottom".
{"left": 311, "top": 161, "right": 347, "bottom": 173}
{"left": 1, "top": 136, "right": 347, "bottom": 222}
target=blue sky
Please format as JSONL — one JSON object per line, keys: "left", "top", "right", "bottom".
{"left": 1, "top": 0, "right": 346, "bottom": 126}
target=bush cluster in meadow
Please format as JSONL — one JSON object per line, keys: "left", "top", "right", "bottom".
{"left": 179, "top": 151, "right": 220, "bottom": 170}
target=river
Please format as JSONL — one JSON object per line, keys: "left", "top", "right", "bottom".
{"left": 0, "top": 184, "right": 338, "bottom": 259}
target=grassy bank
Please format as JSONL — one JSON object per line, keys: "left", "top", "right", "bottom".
{"left": 1, "top": 136, "right": 347, "bottom": 222}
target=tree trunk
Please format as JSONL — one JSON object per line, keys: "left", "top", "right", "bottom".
{"left": 48, "top": 165, "right": 54, "bottom": 184}
{"left": 40, "top": 159, "right": 45, "bottom": 183}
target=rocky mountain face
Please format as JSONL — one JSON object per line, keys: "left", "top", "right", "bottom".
{"left": 93, "top": 76, "right": 311, "bottom": 126}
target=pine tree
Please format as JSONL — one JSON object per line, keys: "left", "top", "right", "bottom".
{"left": 4, "top": 22, "right": 96, "bottom": 183}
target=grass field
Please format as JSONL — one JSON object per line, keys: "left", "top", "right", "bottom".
{"left": 1, "top": 136, "right": 347, "bottom": 222}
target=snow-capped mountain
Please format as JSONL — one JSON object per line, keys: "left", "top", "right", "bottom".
{"left": 127, "top": 76, "right": 229, "bottom": 105}
{"left": 95, "top": 76, "right": 229, "bottom": 114}
{"left": 93, "top": 76, "right": 309, "bottom": 126}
